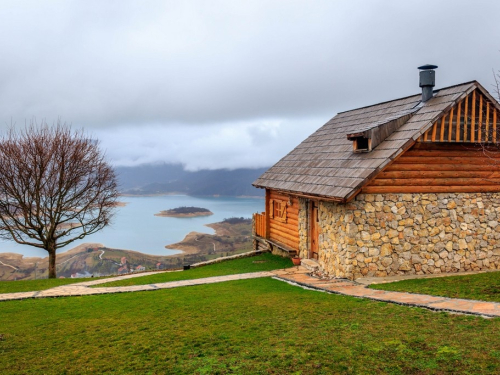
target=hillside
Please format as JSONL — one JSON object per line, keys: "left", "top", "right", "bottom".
{"left": 115, "top": 164, "right": 266, "bottom": 197}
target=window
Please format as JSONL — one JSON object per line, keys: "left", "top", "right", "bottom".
{"left": 269, "top": 199, "right": 287, "bottom": 223}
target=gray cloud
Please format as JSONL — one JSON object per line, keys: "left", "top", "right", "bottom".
{"left": 0, "top": 0, "right": 499, "bottom": 169}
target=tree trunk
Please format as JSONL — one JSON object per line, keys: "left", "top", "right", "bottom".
{"left": 48, "top": 243, "right": 57, "bottom": 279}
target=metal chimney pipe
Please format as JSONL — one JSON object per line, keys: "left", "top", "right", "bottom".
{"left": 418, "top": 64, "right": 438, "bottom": 102}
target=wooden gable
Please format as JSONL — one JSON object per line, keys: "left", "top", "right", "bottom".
{"left": 419, "top": 88, "right": 500, "bottom": 144}
{"left": 363, "top": 88, "right": 500, "bottom": 195}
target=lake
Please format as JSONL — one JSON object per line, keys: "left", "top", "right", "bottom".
{"left": 0, "top": 195, "right": 264, "bottom": 258}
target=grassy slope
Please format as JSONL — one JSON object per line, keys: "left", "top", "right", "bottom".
{"left": 97, "top": 253, "right": 292, "bottom": 287}
{"left": 370, "top": 271, "right": 500, "bottom": 302}
{"left": 0, "top": 277, "right": 109, "bottom": 294}
{"left": 1, "top": 278, "right": 500, "bottom": 374}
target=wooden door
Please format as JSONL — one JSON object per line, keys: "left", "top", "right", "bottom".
{"left": 310, "top": 201, "right": 319, "bottom": 260}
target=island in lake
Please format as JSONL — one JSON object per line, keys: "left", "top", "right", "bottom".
{"left": 155, "top": 206, "right": 213, "bottom": 218}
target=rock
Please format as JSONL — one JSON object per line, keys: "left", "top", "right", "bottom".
{"left": 380, "top": 243, "right": 393, "bottom": 256}
{"left": 365, "top": 203, "right": 375, "bottom": 213}
{"left": 381, "top": 257, "right": 393, "bottom": 267}
{"left": 368, "top": 248, "right": 380, "bottom": 257}
{"left": 398, "top": 260, "right": 411, "bottom": 271}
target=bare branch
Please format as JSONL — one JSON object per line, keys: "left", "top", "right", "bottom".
{"left": 0, "top": 121, "right": 119, "bottom": 277}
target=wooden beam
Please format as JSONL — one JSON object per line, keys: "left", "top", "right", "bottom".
{"left": 362, "top": 185, "right": 500, "bottom": 194}
{"left": 440, "top": 115, "right": 446, "bottom": 142}
{"left": 379, "top": 170, "right": 499, "bottom": 179}
{"left": 431, "top": 121, "right": 437, "bottom": 142}
{"left": 471, "top": 90, "right": 476, "bottom": 142}
{"left": 464, "top": 94, "right": 469, "bottom": 141}
{"left": 396, "top": 156, "right": 500, "bottom": 164}
{"left": 456, "top": 100, "right": 462, "bottom": 142}
{"left": 448, "top": 107, "right": 454, "bottom": 142}
{"left": 424, "top": 127, "right": 429, "bottom": 142}
{"left": 478, "top": 94, "right": 483, "bottom": 142}
{"left": 486, "top": 101, "right": 490, "bottom": 143}
{"left": 385, "top": 163, "right": 498, "bottom": 172}
{"left": 494, "top": 108, "right": 498, "bottom": 143}
{"left": 371, "top": 178, "right": 500, "bottom": 187}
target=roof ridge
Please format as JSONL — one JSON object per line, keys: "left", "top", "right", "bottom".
{"left": 338, "top": 80, "right": 478, "bottom": 115}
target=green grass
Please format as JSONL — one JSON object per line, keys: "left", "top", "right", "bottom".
{"left": 369, "top": 271, "right": 500, "bottom": 303}
{"left": 1, "top": 278, "right": 500, "bottom": 374}
{"left": 96, "top": 253, "right": 292, "bottom": 287}
{"left": 0, "top": 276, "right": 109, "bottom": 294}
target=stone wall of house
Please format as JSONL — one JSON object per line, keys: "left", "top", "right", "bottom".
{"left": 298, "top": 193, "right": 500, "bottom": 280}
{"left": 298, "top": 198, "right": 309, "bottom": 259}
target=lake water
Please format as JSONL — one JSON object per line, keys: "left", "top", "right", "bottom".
{"left": 0, "top": 195, "right": 264, "bottom": 258}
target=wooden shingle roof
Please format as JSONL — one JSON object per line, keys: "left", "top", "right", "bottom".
{"left": 253, "top": 81, "right": 487, "bottom": 202}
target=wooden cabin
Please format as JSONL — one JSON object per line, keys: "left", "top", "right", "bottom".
{"left": 253, "top": 66, "right": 500, "bottom": 280}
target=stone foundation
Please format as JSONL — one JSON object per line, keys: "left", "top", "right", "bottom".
{"left": 298, "top": 193, "right": 500, "bottom": 280}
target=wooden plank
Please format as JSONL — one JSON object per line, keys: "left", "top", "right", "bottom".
{"left": 494, "top": 108, "right": 498, "bottom": 143}
{"left": 440, "top": 115, "right": 446, "bottom": 142}
{"left": 379, "top": 170, "right": 499, "bottom": 179}
{"left": 385, "top": 163, "right": 498, "bottom": 172}
{"left": 431, "top": 121, "right": 437, "bottom": 142}
{"left": 270, "top": 216, "right": 299, "bottom": 229}
{"left": 269, "top": 229, "right": 299, "bottom": 246}
{"left": 395, "top": 156, "right": 500, "bottom": 164}
{"left": 448, "top": 107, "right": 454, "bottom": 142}
{"left": 464, "top": 94, "right": 469, "bottom": 141}
{"left": 478, "top": 94, "right": 483, "bottom": 142}
{"left": 471, "top": 90, "right": 476, "bottom": 142}
{"left": 362, "top": 185, "right": 500, "bottom": 194}
{"left": 269, "top": 223, "right": 299, "bottom": 238}
{"left": 265, "top": 189, "right": 270, "bottom": 239}
{"left": 423, "top": 128, "right": 429, "bottom": 142}
{"left": 456, "top": 100, "right": 462, "bottom": 142}
{"left": 371, "top": 178, "right": 500, "bottom": 187}
{"left": 486, "top": 101, "right": 490, "bottom": 143}
{"left": 402, "top": 150, "right": 500, "bottom": 158}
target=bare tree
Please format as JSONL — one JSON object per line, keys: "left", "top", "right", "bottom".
{"left": 493, "top": 67, "right": 500, "bottom": 102}
{"left": 0, "top": 122, "right": 119, "bottom": 278}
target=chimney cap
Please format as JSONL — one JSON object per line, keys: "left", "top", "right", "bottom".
{"left": 418, "top": 64, "right": 438, "bottom": 70}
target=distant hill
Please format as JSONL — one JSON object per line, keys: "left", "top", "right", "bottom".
{"left": 114, "top": 163, "right": 267, "bottom": 197}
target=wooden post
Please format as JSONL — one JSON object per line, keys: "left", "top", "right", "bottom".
{"left": 471, "top": 90, "right": 476, "bottom": 142}
{"left": 448, "top": 108, "right": 454, "bottom": 142}
{"left": 456, "top": 101, "right": 462, "bottom": 142}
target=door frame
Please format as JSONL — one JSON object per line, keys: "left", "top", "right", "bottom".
{"left": 309, "top": 200, "right": 319, "bottom": 260}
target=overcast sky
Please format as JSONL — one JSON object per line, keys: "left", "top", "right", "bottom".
{"left": 0, "top": 0, "right": 499, "bottom": 170}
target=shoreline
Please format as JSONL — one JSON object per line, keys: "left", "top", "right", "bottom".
{"left": 119, "top": 193, "right": 264, "bottom": 199}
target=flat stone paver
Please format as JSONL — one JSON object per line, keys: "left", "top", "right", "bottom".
{"left": 0, "top": 271, "right": 274, "bottom": 301}
{"left": 2, "top": 265, "right": 500, "bottom": 318}
{"left": 272, "top": 267, "right": 500, "bottom": 318}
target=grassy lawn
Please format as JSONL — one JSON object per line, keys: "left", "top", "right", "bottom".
{"left": 369, "top": 271, "right": 500, "bottom": 303}
{"left": 0, "top": 276, "right": 109, "bottom": 294}
{"left": 1, "top": 277, "right": 500, "bottom": 374}
{"left": 97, "top": 253, "right": 292, "bottom": 287}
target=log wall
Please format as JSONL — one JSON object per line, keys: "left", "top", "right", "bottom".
{"left": 363, "top": 143, "right": 500, "bottom": 194}
{"left": 267, "top": 189, "right": 299, "bottom": 250}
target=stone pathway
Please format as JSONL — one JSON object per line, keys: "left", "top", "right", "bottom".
{"left": 0, "top": 271, "right": 274, "bottom": 301}
{"left": 1, "top": 266, "right": 500, "bottom": 318}
{"left": 273, "top": 266, "right": 500, "bottom": 318}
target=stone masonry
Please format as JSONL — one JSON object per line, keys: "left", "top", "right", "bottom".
{"left": 298, "top": 193, "right": 500, "bottom": 280}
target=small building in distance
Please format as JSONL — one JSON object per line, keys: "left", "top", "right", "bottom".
{"left": 253, "top": 65, "right": 500, "bottom": 280}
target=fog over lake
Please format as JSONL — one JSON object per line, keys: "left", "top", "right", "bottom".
{"left": 0, "top": 196, "right": 264, "bottom": 258}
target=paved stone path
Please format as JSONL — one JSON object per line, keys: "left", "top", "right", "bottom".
{"left": 274, "top": 267, "right": 500, "bottom": 318}
{"left": 0, "top": 271, "right": 274, "bottom": 301}
{"left": 1, "top": 266, "right": 500, "bottom": 318}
